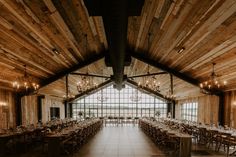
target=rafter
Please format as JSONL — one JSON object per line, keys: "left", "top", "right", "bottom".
{"left": 40, "top": 53, "right": 105, "bottom": 88}
{"left": 70, "top": 72, "right": 110, "bottom": 79}
{"left": 68, "top": 79, "right": 113, "bottom": 102}
{"left": 130, "top": 50, "right": 199, "bottom": 86}
{"left": 126, "top": 79, "right": 172, "bottom": 102}
{"left": 21, "top": 53, "right": 106, "bottom": 97}
{"left": 128, "top": 72, "right": 167, "bottom": 79}
{"left": 130, "top": 50, "right": 221, "bottom": 96}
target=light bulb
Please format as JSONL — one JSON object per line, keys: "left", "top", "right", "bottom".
{"left": 200, "top": 83, "right": 203, "bottom": 88}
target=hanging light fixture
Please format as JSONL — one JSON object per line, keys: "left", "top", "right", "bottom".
{"left": 136, "top": 33, "right": 161, "bottom": 93}
{"left": 200, "top": 63, "right": 227, "bottom": 94}
{"left": 130, "top": 88, "right": 142, "bottom": 102}
{"left": 76, "top": 34, "right": 98, "bottom": 93}
{"left": 164, "top": 74, "right": 175, "bottom": 100}
{"left": 137, "top": 65, "right": 161, "bottom": 92}
{"left": 77, "top": 75, "right": 97, "bottom": 93}
{"left": 97, "top": 89, "right": 108, "bottom": 102}
{"left": 63, "top": 75, "right": 75, "bottom": 99}
{"left": 12, "top": 65, "right": 39, "bottom": 93}
{"left": 164, "top": 89, "right": 176, "bottom": 100}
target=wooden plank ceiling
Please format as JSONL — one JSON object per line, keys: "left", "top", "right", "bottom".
{"left": 0, "top": 0, "right": 235, "bottom": 100}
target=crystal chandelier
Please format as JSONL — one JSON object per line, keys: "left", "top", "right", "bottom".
{"left": 200, "top": 63, "right": 227, "bottom": 94}
{"left": 12, "top": 65, "right": 39, "bottom": 93}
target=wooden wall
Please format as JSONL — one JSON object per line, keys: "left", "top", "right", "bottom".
{"left": 21, "top": 95, "right": 38, "bottom": 126}
{"left": 176, "top": 95, "right": 219, "bottom": 124}
{"left": 0, "top": 89, "right": 16, "bottom": 129}
{"left": 224, "top": 91, "right": 236, "bottom": 128}
{"left": 41, "top": 95, "right": 65, "bottom": 124}
{"left": 21, "top": 95, "right": 65, "bottom": 125}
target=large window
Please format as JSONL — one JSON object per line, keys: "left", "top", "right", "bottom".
{"left": 181, "top": 101, "right": 198, "bottom": 122}
{"left": 72, "top": 84, "right": 168, "bottom": 119}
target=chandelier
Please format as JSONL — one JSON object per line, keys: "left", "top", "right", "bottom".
{"left": 63, "top": 93, "right": 75, "bottom": 99}
{"left": 139, "top": 76, "right": 160, "bottom": 92}
{"left": 137, "top": 66, "right": 161, "bottom": 93}
{"left": 76, "top": 34, "right": 98, "bottom": 93}
{"left": 77, "top": 75, "right": 97, "bottom": 93}
{"left": 12, "top": 65, "right": 39, "bottom": 93}
{"left": 97, "top": 95, "right": 108, "bottom": 102}
{"left": 130, "top": 89, "right": 142, "bottom": 102}
{"left": 200, "top": 63, "right": 227, "bottom": 94}
{"left": 164, "top": 89, "right": 175, "bottom": 100}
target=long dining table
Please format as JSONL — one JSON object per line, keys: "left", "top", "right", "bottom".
{"left": 139, "top": 118, "right": 192, "bottom": 157}
{"left": 46, "top": 119, "right": 102, "bottom": 157}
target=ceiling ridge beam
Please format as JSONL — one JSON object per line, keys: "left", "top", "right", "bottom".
{"left": 68, "top": 79, "right": 113, "bottom": 102}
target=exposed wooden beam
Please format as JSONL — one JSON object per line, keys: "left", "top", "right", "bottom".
{"left": 130, "top": 50, "right": 200, "bottom": 86}
{"left": 40, "top": 53, "right": 105, "bottom": 88}
{"left": 126, "top": 79, "right": 171, "bottom": 102}
{"left": 130, "top": 50, "right": 221, "bottom": 96}
{"left": 68, "top": 79, "right": 113, "bottom": 102}
{"left": 21, "top": 53, "right": 105, "bottom": 97}
{"left": 128, "top": 72, "right": 167, "bottom": 79}
{"left": 70, "top": 72, "right": 110, "bottom": 79}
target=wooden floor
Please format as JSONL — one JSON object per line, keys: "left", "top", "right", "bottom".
{"left": 8, "top": 125, "right": 227, "bottom": 157}
{"left": 74, "top": 125, "right": 166, "bottom": 157}
{"left": 74, "top": 125, "right": 226, "bottom": 157}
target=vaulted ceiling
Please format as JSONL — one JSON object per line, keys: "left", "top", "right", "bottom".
{"left": 0, "top": 0, "right": 235, "bottom": 100}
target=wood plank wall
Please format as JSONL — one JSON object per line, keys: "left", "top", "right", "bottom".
{"left": 0, "top": 89, "right": 16, "bottom": 129}
{"left": 176, "top": 95, "right": 219, "bottom": 124}
{"left": 224, "top": 91, "right": 236, "bottom": 128}
{"left": 21, "top": 95, "right": 38, "bottom": 126}
{"left": 41, "top": 95, "right": 65, "bottom": 123}
{"left": 21, "top": 95, "right": 65, "bottom": 125}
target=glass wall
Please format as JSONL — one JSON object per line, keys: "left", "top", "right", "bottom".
{"left": 181, "top": 101, "right": 198, "bottom": 122}
{"left": 72, "top": 84, "right": 168, "bottom": 119}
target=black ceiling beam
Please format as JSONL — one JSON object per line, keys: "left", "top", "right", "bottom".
{"left": 128, "top": 72, "right": 167, "bottom": 79}
{"left": 126, "top": 79, "right": 173, "bottom": 102}
{"left": 84, "top": 0, "right": 144, "bottom": 90}
{"left": 70, "top": 72, "right": 110, "bottom": 79}
{"left": 130, "top": 50, "right": 200, "bottom": 87}
{"left": 68, "top": 79, "right": 113, "bottom": 102}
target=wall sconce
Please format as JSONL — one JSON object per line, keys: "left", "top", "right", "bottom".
{"left": 233, "top": 101, "right": 236, "bottom": 106}
{"left": 0, "top": 102, "right": 7, "bottom": 106}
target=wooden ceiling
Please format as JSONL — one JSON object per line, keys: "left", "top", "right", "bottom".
{"left": 0, "top": 0, "right": 235, "bottom": 100}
